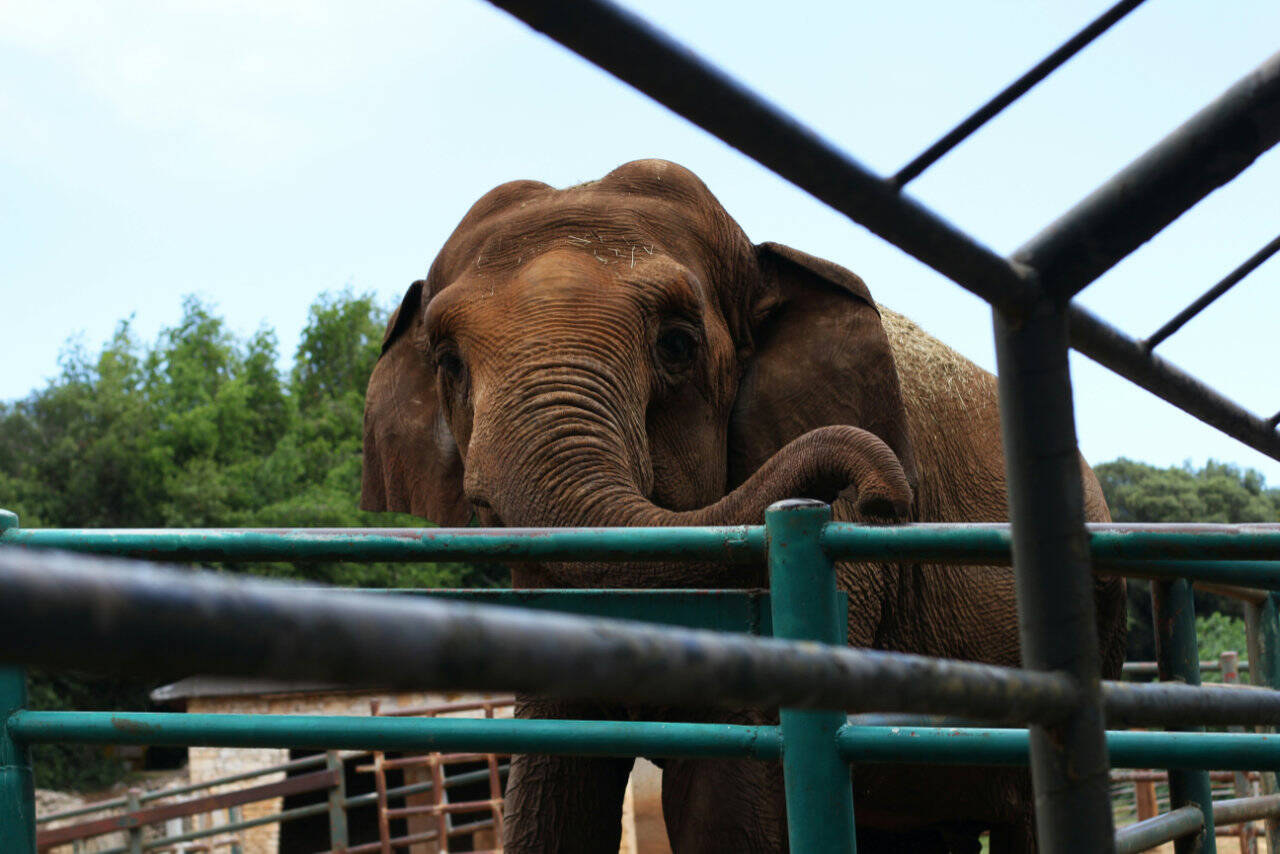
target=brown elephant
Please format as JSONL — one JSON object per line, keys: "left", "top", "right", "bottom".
{"left": 361, "top": 159, "right": 1127, "bottom": 853}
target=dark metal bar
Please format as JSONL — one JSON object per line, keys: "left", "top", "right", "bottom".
{"left": 766, "top": 500, "right": 857, "bottom": 854}
{"left": 1015, "top": 49, "right": 1280, "bottom": 300}
{"left": 890, "top": 0, "right": 1147, "bottom": 188}
{"left": 1152, "top": 577, "right": 1217, "bottom": 854}
{"left": 1115, "top": 806, "right": 1205, "bottom": 854}
{"left": 992, "top": 300, "right": 1115, "bottom": 852}
{"left": 0, "top": 547, "right": 1081, "bottom": 723}
{"left": 1069, "top": 304, "right": 1280, "bottom": 461}
{"left": 475, "top": 0, "right": 1280, "bottom": 461}
{"left": 1144, "top": 233, "right": 1280, "bottom": 350}
{"left": 483, "top": 0, "right": 1039, "bottom": 316}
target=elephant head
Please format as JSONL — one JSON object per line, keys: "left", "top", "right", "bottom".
{"left": 361, "top": 159, "right": 916, "bottom": 587}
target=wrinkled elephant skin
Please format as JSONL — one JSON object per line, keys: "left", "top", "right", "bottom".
{"left": 362, "top": 160, "right": 1127, "bottom": 853}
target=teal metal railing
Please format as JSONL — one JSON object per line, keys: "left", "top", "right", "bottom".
{"left": 5, "top": 503, "right": 1280, "bottom": 853}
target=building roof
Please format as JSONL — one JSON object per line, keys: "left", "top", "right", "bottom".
{"left": 149, "top": 676, "right": 364, "bottom": 703}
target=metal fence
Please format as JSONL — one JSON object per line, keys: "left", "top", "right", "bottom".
{"left": 2, "top": 0, "right": 1279, "bottom": 852}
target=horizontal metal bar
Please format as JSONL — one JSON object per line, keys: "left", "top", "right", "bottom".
{"left": 36, "top": 796, "right": 129, "bottom": 825}
{"left": 10, "top": 712, "right": 783, "bottom": 759}
{"left": 838, "top": 726, "right": 1280, "bottom": 770}
{"left": 484, "top": 0, "right": 1039, "bottom": 316}
{"left": 39, "top": 750, "right": 331, "bottom": 823}
{"left": 1069, "top": 304, "right": 1280, "bottom": 462}
{"left": 1016, "top": 49, "right": 1280, "bottom": 300}
{"left": 821, "top": 522, "right": 1280, "bottom": 565}
{"left": 0, "top": 525, "right": 764, "bottom": 564}
{"left": 1103, "top": 681, "right": 1280, "bottom": 728}
{"left": 1144, "top": 232, "right": 1280, "bottom": 350}
{"left": 1122, "top": 660, "right": 1247, "bottom": 678}
{"left": 138, "top": 801, "right": 331, "bottom": 851}
{"left": 407, "top": 590, "right": 774, "bottom": 635}
{"left": 38, "top": 770, "right": 338, "bottom": 847}
{"left": 890, "top": 0, "right": 1146, "bottom": 188}
{"left": 1100, "top": 561, "right": 1280, "bottom": 592}
{"left": 0, "top": 548, "right": 1083, "bottom": 723}
{"left": 1115, "top": 806, "right": 1204, "bottom": 854}
{"left": 344, "top": 766, "right": 509, "bottom": 810}
{"left": 11, "top": 521, "right": 1280, "bottom": 568}
{"left": 1211, "top": 794, "right": 1280, "bottom": 826}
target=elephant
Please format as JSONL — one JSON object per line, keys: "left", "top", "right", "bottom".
{"left": 361, "top": 159, "right": 1127, "bottom": 853}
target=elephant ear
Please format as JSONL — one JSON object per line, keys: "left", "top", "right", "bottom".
{"left": 728, "top": 242, "right": 918, "bottom": 508}
{"left": 361, "top": 280, "right": 471, "bottom": 525}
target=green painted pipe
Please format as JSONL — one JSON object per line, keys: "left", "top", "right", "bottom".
{"left": 8, "top": 519, "right": 1280, "bottom": 584}
{"left": 0, "top": 668, "right": 35, "bottom": 854}
{"left": 0, "top": 524, "right": 765, "bottom": 564}
{"left": 8, "top": 711, "right": 783, "bottom": 760}
{"left": 839, "top": 726, "right": 1280, "bottom": 770}
{"left": 768, "top": 500, "right": 857, "bottom": 854}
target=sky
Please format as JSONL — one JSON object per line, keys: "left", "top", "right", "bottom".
{"left": 3, "top": 0, "right": 1279, "bottom": 482}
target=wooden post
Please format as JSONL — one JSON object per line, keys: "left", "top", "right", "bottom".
{"left": 327, "top": 751, "right": 349, "bottom": 854}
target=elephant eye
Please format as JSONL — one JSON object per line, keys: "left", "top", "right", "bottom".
{"left": 655, "top": 323, "right": 698, "bottom": 372}
{"left": 434, "top": 343, "right": 465, "bottom": 383}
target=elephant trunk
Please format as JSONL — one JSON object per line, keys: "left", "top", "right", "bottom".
{"left": 600, "top": 425, "right": 912, "bottom": 529}
{"left": 478, "top": 396, "right": 910, "bottom": 538}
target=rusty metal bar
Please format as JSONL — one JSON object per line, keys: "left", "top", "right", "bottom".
{"left": 992, "top": 299, "right": 1115, "bottom": 852}
{"left": 1015, "top": 49, "right": 1280, "bottom": 300}
{"left": 482, "top": 0, "right": 1040, "bottom": 316}
{"left": 37, "top": 769, "right": 339, "bottom": 848}
{"left": 0, "top": 547, "right": 1084, "bottom": 723}
{"left": 1068, "top": 305, "right": 1280, "bottom": 462}
{"left": 1144, "top": 233, "right": 1280, "bottom": 351}
{"left": 890, "top": 0, "right": 1147, "bottom": 188}
{"left": 1115, "top": 806, "right": 1205, "bottom": 854}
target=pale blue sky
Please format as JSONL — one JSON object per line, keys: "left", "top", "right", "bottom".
{"left": 3, "top": 1, "right": 1278, "bottom": 481}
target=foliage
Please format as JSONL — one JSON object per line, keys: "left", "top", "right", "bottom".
{"left": 1195, "top": 613, "right": 1249, "bottom": 684}
{"left": 1094, "top": 458, "right": 1280, "bottom": 664}
{"left": 1, "top": 291, "right": 495, "bottom": 791}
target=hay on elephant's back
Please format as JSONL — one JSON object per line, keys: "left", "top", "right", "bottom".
{"left": 877, "top": 305, "right": 995, "bottom": 415}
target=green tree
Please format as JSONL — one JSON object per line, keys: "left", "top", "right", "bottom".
{"left": 0, "top": 290, "right": 484, "bottom": 790}
{"left": 1095, "top": 458, "right": 1280, "bottom": 664}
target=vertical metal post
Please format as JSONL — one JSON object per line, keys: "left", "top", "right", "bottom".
{"left": 1245, "top": 594, "right": 1280, "bottom": 850}
{"left": 326, "top": 751, "right": 349, "bottom": 853}
{"left": 992, "top": 302, "right": 1115, "bottom": 853}
{"left": 766, "top": 499, "right": 856, "bottom": 854}
{"left": 125, "top": 788, "right": 143, "bottom": 854}
{"left": 227, "top": 806, "right": 243, "bottom": 854}
{"left": 1152, "top": 578, "right": 1216, "bottom": 854}
{"left": 0, "top": 667, "right": 35, "bottom": 854}
{"left": 1221, "top": 651, "right": 1258, "bottom": 854}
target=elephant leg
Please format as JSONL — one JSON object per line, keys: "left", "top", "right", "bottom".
{"left": 503, "top": 752, "right": 635, "bottom": 853}
{"left": 503, "top": 696, "right": 634, "bottom": 854}
{"left": 988, "top": 820, "right": 1037, "bottom": 854}
{"left": 661, "top": 757, "right": 786, "bottom": 853}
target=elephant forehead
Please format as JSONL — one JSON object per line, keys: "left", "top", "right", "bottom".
{"left": 438, "top": 248, "right": 703, "bottom": 316}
